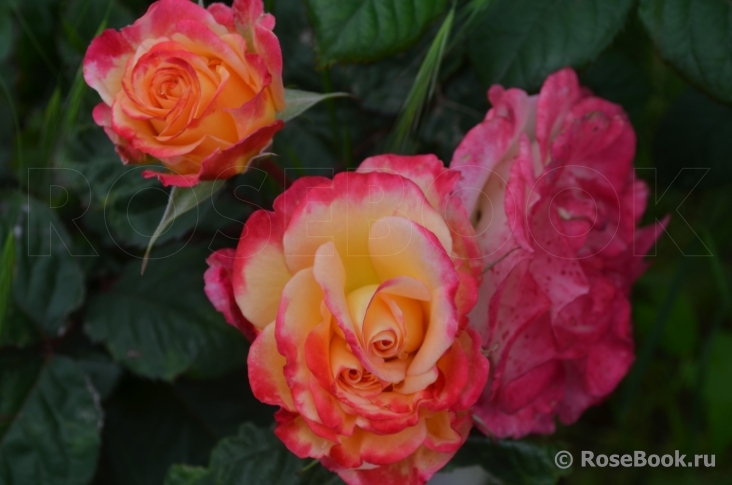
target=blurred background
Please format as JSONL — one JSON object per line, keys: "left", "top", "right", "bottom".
{"left": 0, "top": 0, "right": 730, "bottom": 484}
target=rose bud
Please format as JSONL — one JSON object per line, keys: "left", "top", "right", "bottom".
{"left": 450, "top": 68, "right": 668, "bottom": 438}
{"left": 83, "top": 0, "right": 284, "bottom": 187}
{"left": 204, "top": 155, "right": 489, "bottom": 484}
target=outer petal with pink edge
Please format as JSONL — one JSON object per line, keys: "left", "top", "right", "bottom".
{"left": 203, "top": 248, "right": 256, "bottom": 341}
{"left": 357, "top": 154, "right": 458, "bottom": 212}
{"left": 142, "top": 120, "right": 283, "bottom": 187}
{"left": 230, "top": 208, "right": 292, "bottom": 331}
{"left": 232, "top": 0, "right": 285, "bottom": 109}
{"left": 330, "top": 412, "right": 472, "bottom": 485}
{"left": 248, "top": 323, "right": 294, "bottom": 410}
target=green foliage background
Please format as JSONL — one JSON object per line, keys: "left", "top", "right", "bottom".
{"left": 0, "top": 0, "right": 731, "bottom": 484}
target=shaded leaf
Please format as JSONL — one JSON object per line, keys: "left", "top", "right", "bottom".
{"left": 0, "top": 230, "right": 15, "bottom": 334}
{"left": 0, "top": 191, "right": 84, "bottom": 338}
{"left": 206, "top": 423, "right": 303, "bottom": 485}
{"left": 640, "top": 0, "right": 732, "bottom": 104}
{"left": 85, "top": 244, "right": 247, "bottom": 381}
{"left": 307, "top": 0, "right": 449, "bottom": 64}
{"left": 468, "top": 0, "right": 634, "bottom": 92}
{"left": 653, "top": 88, "right": 732, "bottom": 189}
{"left": 704, "top": 331, "right": 732, "bottom": 452}
{"left": 74, "top": 351, "right": 123, "bottom": 400}
{"left": 387, "top": 7, "right": 454, "bottom": 153}
{"left": 164, "top": 465, "right": 213, "bottom": 485}
{"left": 0, "top": 6, "right": 13, "bottom": 62}
{"left": 100, "top": 372, "right": 279, "bottom": 485}
{"left": 96, "top": 377, "right": 219, "bottom": 485}
{"left": 0, "top": 301, "right": 40, "bottom": 347}
{"left": 0, "top": 355, "right": 102, "bottom": 485}
{"left": 172, "top": 368, "right": 275, "bottom": 437}
{"left": 448, "top": 436, "right": 570, "bottom": 485}
{"left": 164, "top": 423, "right": 311, "bottom": 485}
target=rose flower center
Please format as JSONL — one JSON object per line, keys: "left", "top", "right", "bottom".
{"left": 346, "top": 284, "right": 426, "bottom": 363}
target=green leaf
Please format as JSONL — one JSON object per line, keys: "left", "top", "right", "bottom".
{"left": 74, "top": 351, "right": 123, "bottom": 400}
{"left": 1, "top": 191, "right": 85, "bottom": 337}
{"left": 634, "top": 294, "right": 698, "bottom": 358}
{"left": 640, "top": 0, "right": 732, "bottom": 104}
{"left": 277, "top": 89, "right": 350, "bottom": 123}
{"left": 468, "top": 0, "right": 634, "bottom": 92}
{"left": 165, "top": 465, "right": 214, "bottom": 485}
{"left": 0, "top": 196, "right": 39, "bottom": 348}
{"left": 0, "top": 355, "right": 102, "bottom": 484}
{"left": 142, "top": 181, "right": 226, "bottom": 274}
{"left": 0, "top": 230, "right": 15, "bottom": 334}
{"left": 0, "top": 6, "right": 13, "bottom": 62}
{"left": 338, "top": 58, "right": 418, "bottom": 116}
{"left": 448, "top": 436, "right": 571, "bottom": 485}
{"left": 0, "top": 301, "right": 41, "bottom": 347}
{"left": 704, "top": 331, "right": 732, "bottom": 452}
{"left": 207, "top": 423, "right": 304, "bottom": 485}
{"left": 164, "top": 424, "right": 306, "bottom": 485}
{"left": 653, "top": 88, "right": 732, "bottom": 190}
{"left": 85, "top": 244, "right": 247, "bottom": 380}
{"left": 307, "top": 0, "right": 449, "bottom": 64}
{"left": 99, "top": 372, "right": 283, "bottom": 485}
{"left": 387, "top": 7, "right": 454, "bottom": 153}
{"left": 97, "top": 377, "right": 219, "bottom": 485}
{"left": 633, "top": 273, "right": 699, "bottom": 358}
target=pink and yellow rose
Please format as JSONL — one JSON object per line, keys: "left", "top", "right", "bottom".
{"left": 83, "top": 0, "right": 284, "bottom": 187}
{"left": 204, "top": 154, "right": 489, "bottom": 484}
{"left": 450, "top": 68, "right": 666, "bottom": 438}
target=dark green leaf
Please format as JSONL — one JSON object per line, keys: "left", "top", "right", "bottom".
{"left": 208, "top": 423, "right": 303, "bottom": 485}
{"left": 468, "top": 0, "right": 634, "bottom": 92}
{"left": 85, "top": 244, "right": 247, "bottom": 380}
{"left": 0, "top": 230, "right": 15, "bottom": 334}
{"left": 272, "top": 106, "right": 340, "bottom": 176}
{"left": 579, "top": 51, "right": 653, "bottom": 122}
{"left": 96, "top": 377, "right": 219, "bottom": 485}
{"left": 277, "top": 89, "right": 350, "bottom": 123}
{"left": 0, "top": 7, "right": 13, "bottom": 62}
{"left": 164, "top": 423, "right": 305, "bottom": 485}
{"left": 419, "top": 68, "right": 486, "bottom": 162}
{"left": 1, "top": 191, "right": 85, "bottom": 338}
{"left": 640, "top": 0, "right": 732, "bottom": 104}
{"left": 272, "top": 0, "right": 321, "bottom": 90}
{"left": 704, "top": 331, "right": 732, "bottom": 452}
{"left": 387, "top": 7, "right": 454, "bottom": 153}
{"left": 74, "top": 351, "right": 123, "bottom": 400}
{"left": 0, "top": 301, "right": 41, "bottom": 347}
{"left": 164, "top": 465, "right": 214, "bottom": 485}
{"left": 634, "top": 294, "right": 698, "bottom": 358}
{"left": 653, "top": 88, "right": 732, "bottom": 189}
{"left": 448, "top": 436, "right": 570, "bottom": 485}
{"left": 307, "top": 0, "right": 449, "bottom": 64}
{"left": 172, "top": 369, "right": 275, "bottom": 437}
{"left": 99, "top": 372, "right": 278, "bottom": 485}
{"left": 337, "top": 57, "right": 417, "bottom": 116}
{"left": 104, "top": 169, "right": 201, "bottom": 250}
{"left": 0, "top": 355, "right": 102, "bottom": 484}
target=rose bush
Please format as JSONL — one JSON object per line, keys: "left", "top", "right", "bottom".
{"left": 83, "top": 0, "right": 284, "bottom": 187}
{"left": 450, "top": 68, "right": 666, "bottom": 438}
{"left": 204, "top": 154, "right": 489, "bottom": 484}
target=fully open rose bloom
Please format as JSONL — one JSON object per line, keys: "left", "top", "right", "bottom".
{"left": 83, "top": 0, "right": 284, "bottom": 187}
{"left": 204, "top": 155, "right": 489, "bottom": 484}
{"left": 450, "top": 68, "right": 666, "bottom": 438}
